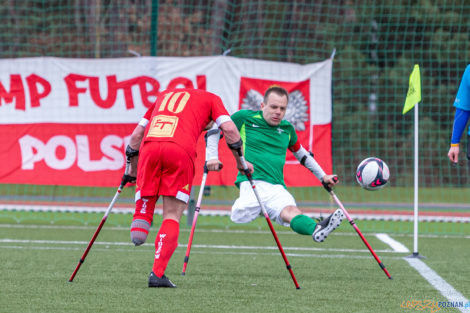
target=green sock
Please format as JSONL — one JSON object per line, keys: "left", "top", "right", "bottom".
{"left": 290, "top": 214, "right": 317, "bottom": 235}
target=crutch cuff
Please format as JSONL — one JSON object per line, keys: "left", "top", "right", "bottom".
{"left": 125, "top": 145, "right": 139, "bottom": 158}
{"left": 227, "top": 138, "right": 243, "bottom": 150}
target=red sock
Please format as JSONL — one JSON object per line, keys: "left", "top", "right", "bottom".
{"left": 132, "top": 196, "right": 157, "bottom": 223}
{"left": 152, "top": 219, "right": 179, "bottom": 277}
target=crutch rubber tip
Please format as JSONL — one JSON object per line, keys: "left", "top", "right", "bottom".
{"left": 296, "top": 287, "right": 301, "bottom": 290}
{"left": 388, "top": 276, "right": 393, "bottom": 280}
{"left": 181, "top": 272, "right": 185, "bottom": 276}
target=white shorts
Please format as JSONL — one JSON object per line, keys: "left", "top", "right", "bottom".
{"left": 231, "top": 181, "right": 296, "bottom": 227}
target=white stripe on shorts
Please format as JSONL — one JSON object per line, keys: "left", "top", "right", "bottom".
{"left": 176, "top": 191, "right": 190, "bottom": 203}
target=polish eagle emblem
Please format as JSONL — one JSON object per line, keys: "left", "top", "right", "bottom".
{"left": 241, "top": 89, "right": 308, "bottom": 131}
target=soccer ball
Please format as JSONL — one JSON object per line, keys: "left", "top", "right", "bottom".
{"left": 356, "top": 157, "right": 390, "bottom": 191}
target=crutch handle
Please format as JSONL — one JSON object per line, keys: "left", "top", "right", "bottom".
{"left": 120, "top": 174, "right": 135, "bottom": 187}
{"left": 119, "top": 157, "right": 134, "bottom": 188}
{"left": 322, "top": 175, "right": 338, "bottom": 193}
{"left": 203, "top": 161, "right": 223, "bottom": 173}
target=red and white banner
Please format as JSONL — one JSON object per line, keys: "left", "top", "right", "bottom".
{"left": 0, "top": 56, "right": 332, "bottom": 187}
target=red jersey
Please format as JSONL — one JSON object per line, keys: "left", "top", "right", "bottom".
{"left": 142, "top": 103, "right": 154, "bottom": 121}
{"left": 142, "top": 88, "right": 230, "bottom": 160}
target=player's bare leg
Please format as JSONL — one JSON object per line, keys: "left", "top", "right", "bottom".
{"left": 280, "top": 205, "right": 302, "bottom": 223}
{"left": 281, "top": 205, "right": 317, "bottom": 235}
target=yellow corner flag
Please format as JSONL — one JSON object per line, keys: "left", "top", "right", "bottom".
{"left": 402, "top": 64, "right": 421, "bottom": 115}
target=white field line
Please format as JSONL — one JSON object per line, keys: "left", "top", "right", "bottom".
{"left": 0, "top": 223, "right": 301, "bottom": 234}
{"left": 0, "top": 244, "right": 406, "bottom": 260}
{"left": 405, "top": 258, "right": 470, "bottom": 313}
{"left": 0, "top": 238, "right": 403, "bottom": 254}
{"left": 1, "top": 224, "right": 469, "bottom": 239}
{"left": 375, "top": 233, "right": 410, "bottom": 253}
{"left": 379, "top": 235, "right": 469, "bottom": 312}
{"left": 377, "top": 233, "right": 470, "bottom": 239}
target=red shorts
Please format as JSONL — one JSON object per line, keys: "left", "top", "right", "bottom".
{"left": 136, "top": 141, "right": 194, "bottom": 203}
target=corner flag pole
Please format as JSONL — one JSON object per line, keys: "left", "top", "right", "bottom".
{"left": 403, "top": 64, "right": 424, "bottom": 259}
{"left": 412, "top": 98, "right": 420, "bottom": 257}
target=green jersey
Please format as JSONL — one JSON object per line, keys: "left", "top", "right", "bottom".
{"left": 231, "top": 110, "right": 298, "bottom": 187}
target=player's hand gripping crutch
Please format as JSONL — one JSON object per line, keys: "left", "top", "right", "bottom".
{"left": 68, "top": 158, "right": 135, "bottom": 282}
{"left": 322, "top": 177, "right": 393, "bottom": 280}
{"left": 181, "top": 162, "right": 210, "bottom": 275}
{"left": 236, "top": 148, "right": 301, "bottom": 289}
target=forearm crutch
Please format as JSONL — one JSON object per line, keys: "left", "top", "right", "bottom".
{"left": 181, "top": 163, "right": 209, "bottom": 275}
{"left": 322, "top": 178, "right": 392, "bottom": 280}
{"left": 237, "top": 148, "right": 300, "bottom": 289}
{"left": 68, "top": 159, "right": 135, "bottom": 282}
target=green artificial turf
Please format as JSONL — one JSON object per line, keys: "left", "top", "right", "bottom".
{"left": 1, "top": 219, "right": 468, "bottom": 313}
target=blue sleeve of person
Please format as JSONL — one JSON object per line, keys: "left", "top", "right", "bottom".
{"left": 451, "top": 108, "right": 470, "bottom": 143}
{"left": 453, "top": 65, "right": 470, "bottom": 111}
